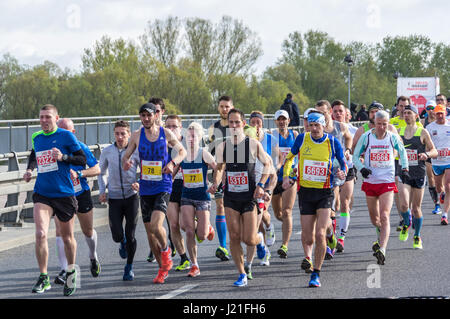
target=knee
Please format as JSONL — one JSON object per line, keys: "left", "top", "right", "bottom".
{"left": 169, "top": 221, "right": 180, "bottom": 233}
{"left": 229, "top": 231, "right": 241, "bottom": 243}
{"left": 35, "top": 230, "right": 47, "bottom": 242}
{"left": 111, "top": 232, "right": 123, "bottom": 243}
{"left": 302, "top": 235, "right": 314, "bottom": 247}
{"left": 185, "top": 227, "right": 195, "bottom": 239}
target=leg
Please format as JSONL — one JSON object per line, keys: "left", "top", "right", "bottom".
{"left": 57, "top": 216, "right": 77, "bottom": 269}
{"left": 167, "top": 202, "right": 186, "bottom": 256}
{"left": 124, "top": 195, "right": 139, "bottom": 265}
{"left": 280, "top": 184, "right": 296, "bottom": 248}
{"left": 77, "top": 210, "right": 98, "bottom": 260}
{"left": 301, "top": 214, "right": 316, "bottom": 260}
{"left": 313, "top": 208, "right": 331, "bottom": 271}
{"left": 181, "top": 205, "right": 197, "bottom": 265}
{"left": 225, "top": 207, "right": 245, "bottom": 275}
{"left": 377, "top": 192, "right": 394, "bottom": 250}
{"left": 33, "top": 204, "right": 53, "bottom": 274}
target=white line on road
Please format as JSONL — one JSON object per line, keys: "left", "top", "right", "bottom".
{"left": 296, "top": 231, "right": 302, "bottom": 235}
{"left": 156, "top": 284, "right": 199, "bottom": 299}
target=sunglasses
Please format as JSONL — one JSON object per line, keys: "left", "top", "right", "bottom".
{"left": 426, "top": 106, "right": 435, "bottom": 110}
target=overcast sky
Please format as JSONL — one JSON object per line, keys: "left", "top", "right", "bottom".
{"left": 0, "top": 0, "right": 448, "bottom": 74}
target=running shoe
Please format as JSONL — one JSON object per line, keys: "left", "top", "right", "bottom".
{"left": 277, "top": 245, "right": 288, "bottom": 259}
{"left": 336, "top": 238, "right": 345, "bottom": 253}
{"left": 265, "top": 224, "right": 276, "bottom": 247}
{"left": 396, "top": 220, "right": 404, "bottom": 232}
{"left": 195, "top": 231, "right": 204, "bottom": 244}
{"left": 441, "top": 216, "right": 448, "bottom": 225}
{"left": 308, "top": 272, "right": 321, "bottom": 288}
{"left": 399, "top": 225, "right": 410, "bottom": 242}
{"left": 123, "top": 264, "right": 134, "bottom": 281}
{"left": 54, "top": 270, "right": 66, "bottom": 285}
{"left": 187, "top": 265, "right": 200, "bottom": 278}
{"left": 63, "top": 270, "right": 77, "bottom": 296}
{"left": 260, "top": 247, "right": 271, "bottom": 266}
{"left": 147, "top": 251, "right": 156, "bottom": 263}
{"left": 153, "top": 269, "right": 169, "bottom": 284}
{"left": 161, "top": 248, "right": 173, "bottom": 272}
{"left": 215, "top": 246, "right": 230, "bottom": 261}
{"left": 372, "top": 241, "right": 380, "bottom": 254}
{"left": 440, "top": 193, "right": 445, "bottom": 204}
{"left": 170, "top": 240, "right": 176, "bottom": 257}
{"left": 413, "top": 236, "right": 423, "bottom": 249}
{"left": 301, "top": 258, "right": 313, "bottom": 273}
{"left": 325, "top": 246, "right": 335, "bottom": 260}
{"left": 207, "top": 225, "right": 215, "bottom": 241}
{"left": 327, "top": 233, "right": 337, "bottom": 250}
{"left": 32, "top": 274, "right": 51, "bottom": 293}
{"left": 244, "top": 265, "right": 253, "bottom": 280}
{"left": 119, "top": 238, "right": 127, "bottom": 259}
{"left": 433, "top": 204, "right": 442, "bottom": 214}
{"left": 374, "top": 249, "right": 385, "bottom": 265}
{"left": 233, "top": 274, "right": 248, "bottom": 287}
{"left": 175, "top": 259, "right": 191, "bottom": 271}
{"left": 90, "top": 259, "right": 101, "bottom": 277}
{"left": 256, "top": 232, "right": 266, "bottom": 259}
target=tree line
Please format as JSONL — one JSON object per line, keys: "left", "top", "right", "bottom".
{"left": 0, "top": 16, "right": 448, "bottom": 120}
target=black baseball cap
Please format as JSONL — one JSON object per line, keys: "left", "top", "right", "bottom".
{"left": 139, "top": 103, "right": 156, "bottom": 114}
{"left": 404, "top": 105, "right": 418, "bottom": 114}
{"left": 368, "top": 101, "right": 384, "bottom": 111}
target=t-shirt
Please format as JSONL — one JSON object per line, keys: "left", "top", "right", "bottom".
{"left": 32, "top": 128, "right": 81, "bottom": 198}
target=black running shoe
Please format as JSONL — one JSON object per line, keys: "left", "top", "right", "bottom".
{"left": 374, "top": 249, "right": 385, "bottom": 265}
{"left": 301, "top": 258, "right": 313, "bottom": 273}
{"left": 90, "top": 259, "right": 101, "bottom": 277}
{"left": 63, "top": 270, "right": 77, "bottom": 297}
{"left": 147, "top": 251, "right": 156, "bottom": 263}
{"left": 54, "top": 270, "right": 66, "bottom": 285}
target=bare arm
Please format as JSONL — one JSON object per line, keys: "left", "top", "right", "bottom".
{"left": 202, "top": 148, "right": 217, "bottom": 171}
{"left": 421, "top": 129, "right": 438, "bottom": 160}
{"left": 122, "top": 130, "right": 139, "bottom": 171}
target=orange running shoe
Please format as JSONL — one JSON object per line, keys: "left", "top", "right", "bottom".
{"left": 161, "top": 247, "right": 173, "bottom": 272}
{"left": 207, "top": 225, "right": 215, "bottom": 241}
{"left": 187, "top": 265, "right": 200, "bottom": 277}
{"left": 153, "top": 269, "right": 169, "bottom": 284}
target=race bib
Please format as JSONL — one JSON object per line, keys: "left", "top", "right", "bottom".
{"left": 72, "top": 176, "right": 82, "bottom": 193}
{"left": 141, "top": 160, "right": 162, "bottom": 181}
{"left": 227, "top": 171, "right": 249, "bottom": 192}
{"left": 303, "top": 160, "right": 328, "bottom": 182}
{"left": 437, "top": 148, "right": 450, "bottom": 162}
{"left": 36, "top": 150, "right": 58, "bottom": 173}
{"left": 370, "top": 149, "right": 391, "bottom": 168}
{"left": 183, "top": 168, "right": 204, "bottom": 189}
{"left": 406, "top": 149, "right": 418, "bottom": 166}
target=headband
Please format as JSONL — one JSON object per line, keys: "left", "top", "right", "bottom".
{"left": 307, "top": 112, "right": 326, "bottom": 126}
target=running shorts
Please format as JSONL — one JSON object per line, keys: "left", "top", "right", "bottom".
{"left": 180, "top": 198, "right": 211, "bottom": 212}
{"left": 298, "top": 187, "right": 334, "bottom": 215}
{"left": 223, "top": 196, "right": 257, "bottom": 215}
{"left": 140, "top": 192, "right": 170, "bottom": 223}
{"left": 32, "top": 192, "right": 77, "bottom": 223}
{"left": 76, "top": 189, "right": 94, "bottom": 214}
{"left": 362, "top": 182, "right": 398, "bottom": 197}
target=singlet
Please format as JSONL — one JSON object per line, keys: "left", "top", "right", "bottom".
{"left": 32, "top": 128, "right": 81, "bottom": 198}
{"left": 362, "top": 131, "right": 396, "bottom": 184}
{"left": 399, "top": 127, "right": 426, "bottom": 179}
{"left": 390, "top": 116, "right": 423, "bottom": 129}
{"left": 328, "top": 121, "right": 351, "bottom": 186}
{"left": 138, "top": 126, "right": 172, "bottom": 195}
{"left": 180, "top": 148, "right": 210, "bottom": 201}
{"left": 71, "top": 141, "right": 98, "bottom": 196}
{"left": 426, "top": 120, "right": 450, "bottom": 166}
{"left": 209, "top": 120, "right": 229, "bottom": 156}
{"left": 277, "top": 130, "right": 297, "bottom": 181}
{"left": 223, "top": 137, "right": 256, "bottom": 201}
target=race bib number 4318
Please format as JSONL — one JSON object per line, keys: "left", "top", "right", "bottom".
{"left": 227, "top": 171, "right": 249, "bottom": 192}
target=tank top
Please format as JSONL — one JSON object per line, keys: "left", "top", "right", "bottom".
{"left": 210, "top": 120, "right": 229, "bottom": 156}
{"left": 399, "top": 127, "right": 426, "bottom": 179}
{"left": 426, "top": 120, "right": 450, "bottom": 166}
{"left": 329, "top": 121, "right": 352, "bottom": 183}
{"left": 255, "top": 133, "right": 274, "bottom": 187}
{"left": 277, "top": 130, "right": 297, "bottom": 181}
{"left": 138, "top": 127, "right": 172, "bottom": 195}
{"left": 363, "top": 131, "right": 396, "bottom": 184}
{"left": 180, "top": 148, "right": 210, "bottom": 201}
{"left": 223, "top": 137, "right": 256, "bottom": 201}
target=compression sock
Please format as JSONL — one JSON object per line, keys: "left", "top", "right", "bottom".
{"left": 339, "top": 212, "right": 350, "bottom": 238}
{"left": 429, "top": 187, "right": 438, "bottom": 204}
{"left": 413, "top": 217, "right": 423, "bottom": 237}
{"left": 85, "top": 230, "right": 98, "bottom": 260}
{"left": 56, "top": 236, "right": 68, "bottom": 271}
{"left": 216, "top": 215, "right": 227, "bottom": 249}
{"left": 401, "top": 210, "right": 411, "bottom": 227}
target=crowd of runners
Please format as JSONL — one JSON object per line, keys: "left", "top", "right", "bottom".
{"left": 23, "top": 93, "right": 450, "bottom": 295}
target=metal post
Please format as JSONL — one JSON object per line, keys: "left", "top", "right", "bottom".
{"left": 348, "top": 66, "right": 351, "bottom": 108}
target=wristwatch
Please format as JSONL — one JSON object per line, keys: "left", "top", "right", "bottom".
{"left": 265, "top": 189, "right": 272, "bottom": 196}
{"left": 76, "top": 170, "right": 83, "bottom": 178}
{"left": 62, "top": 154, "right": 68, "bottom": 162}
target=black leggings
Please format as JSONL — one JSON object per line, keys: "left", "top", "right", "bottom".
{"left": 108, "top": 194, "right": 139, "bottom": 265}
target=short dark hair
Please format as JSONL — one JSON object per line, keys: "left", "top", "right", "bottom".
{"left": 165, "top": 114, "right": 181, "bottom": 124}
{"left": 227, "top": 108, "right": 245, "bottom": 121}
{"left": 315, "top": 100, "right": 331, "bottom": 110}
{"left": 219, "top": 95, "right": 233, "bottom": 105}
{"left": 331, "top": 100, "right": 346, "bottom": 108}
{"left": 114, "top": 120, "right": 130, "bottom": 132}
{"left": 148, "top": 97, "right": 165, "bottom": 110}
{"left": 41, "top": 104, "right": 58, "bottom": 114}
{"left": 397, "top": 96, "right": 411, "bottom": 104}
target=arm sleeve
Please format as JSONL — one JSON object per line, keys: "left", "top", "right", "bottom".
{"left": 27, "top": 149, "right": 37, "bottom": 171}
{"left": 392, "top": 134, "right": 409, "bottom": 170}
{"left": 333, "top": 137, "right": 348, "bottom": 174}
{"left": 352, "top": 133, "right": 368, "bottom": 171}
{"left": 65, "top": 148, "right": 87, "bottom": 166}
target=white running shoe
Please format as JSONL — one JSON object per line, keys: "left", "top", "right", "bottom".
{"left": 260, "top": 247, "right": 271, "bottom": 266}
{"left": 265, "top": 224, "right": 276, "bottom": 247}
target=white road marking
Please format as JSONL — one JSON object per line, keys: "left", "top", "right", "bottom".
{"left": 156, "top": 284, "right": 199, "bottom": 299}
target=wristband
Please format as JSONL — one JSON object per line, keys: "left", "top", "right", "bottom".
{"left": 77, "top": 170, "right": 83, "bottom": 178}
{"left": 257, "top": 182, "right": 264, "bottom": 188}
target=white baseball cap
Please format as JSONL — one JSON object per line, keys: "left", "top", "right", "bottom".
{"left": 275, "top": 110, "right": 289, "bottom": 120}
{"left": 426, "top": 100, "right": 437, "bottom": 107}
{"left": 303, "top": 108, "right": 316, "bottom": 119}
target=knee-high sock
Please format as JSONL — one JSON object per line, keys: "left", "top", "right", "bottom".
{"left": 413, "top": 217, "right": 423, "bottom": 237}
{"left": 429, "top": 187, "right": 438, "bottom": 204}
{"left": 215, "top": 215, "right": 227, "bottom": 249}
{"left": 56, "top": 236, "right": 68, "bottom": 271}
{"left": 339, "top": 212, "right": 350, "bottom": 238}
{"left": 401, "top": 210, "right": 411, "bottom": 227}
{"left": 85, "top": 229, "right": 98, "bottom": 260}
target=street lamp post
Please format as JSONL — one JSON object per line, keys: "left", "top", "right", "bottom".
{"left": 344, "top": 54, "right": 354, "bottom": 108}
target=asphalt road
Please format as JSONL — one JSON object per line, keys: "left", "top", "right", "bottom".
{"left": 1, "top": 177, "right": 449, "bottom": 300}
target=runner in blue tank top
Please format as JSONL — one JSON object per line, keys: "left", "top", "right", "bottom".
{"left": 122, "top": 103, "right": 186, "bottom": 284}
{"left": 177, "top": 122, "right": 216, "bottom": 278}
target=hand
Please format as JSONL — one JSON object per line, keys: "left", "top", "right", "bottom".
{"left": 400, "top": 169, "right": 410, "bottom": 184}
{"left": 131, "top": 182, "right": 139, "bottom": 191}
{"left": 282, "top": 177, "right": 292, "bottom": 190}
{"left": 52, "top": 147, "right": 63, "bottom": 161}
{"left": 336, "top": 168, "right": 346, "bottom": 180}
{"left": 123, "top": 159, "right": 132, "bottom": 171}
{"left": 418, "top": 153, "right": 428, "bottom": 161}
{"left": 23, "top": 170, "right": 32, "bottom": 183}
{"left": 99, "top": 193, "right": 107, "bottom": 203}
{"left": 162, "top": 161, "right": 174, "bottom": 175}
{"left": 253, "top": 185, "right": 265, "bottom": 199}
{"left": 344, "top": 149, "right": 351, "bottom": 161}
{"left": 207, "top": 183, "right": 218, "bottom": 194}
{"left": 360, "top": 167, "right": 372, "bottom": 179}
{"left": 69, "top": 169, "right": 78, "bottom": 181}
{"left": 263, "top": 192, "right": 271, "bottom": 202}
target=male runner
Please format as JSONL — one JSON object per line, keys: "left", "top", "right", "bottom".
{"left": 207, "top": 96, "right": 234, "bottom": 261}
{"left": 397, "top": 105, "right": 437, "bottom": 248}
{"left": 122, "top": 103, "right": 187, "bottom": 284}
{"left": 208, "top": 108, "right": 272, "bottom": 287}
{"left": 24, "top": 104, "right": 86, "bottom": 296}
{"left": 99, "top": 120, "right": 140, "bottom": 281}
{"left": 282, "top": 111, "right": 347, "bottom": 288}
{"left": 426, "top": 104, "right": 450, "bottom": 225}
{"left": 353, "top": 110, "right": 409, "bottom": 265}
